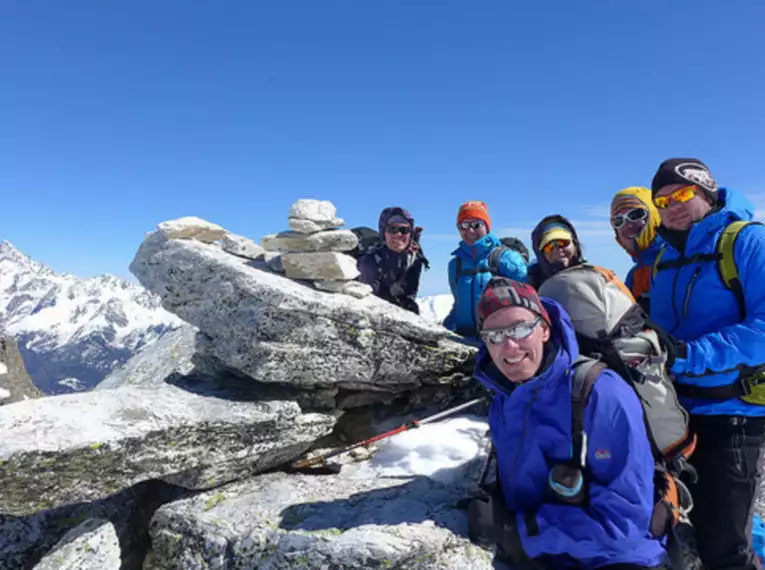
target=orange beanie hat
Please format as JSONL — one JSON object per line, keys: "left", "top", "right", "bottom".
{"left": 457, "top": 201, "right": 491, "bottom": 231}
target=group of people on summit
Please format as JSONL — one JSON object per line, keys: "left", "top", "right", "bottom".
{"left": 356, "top": 157, "right": 765, "bottom": 570}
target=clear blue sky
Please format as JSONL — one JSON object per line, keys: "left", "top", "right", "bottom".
{"left": 2, "top": 1, "right": 764, "bottom": 296}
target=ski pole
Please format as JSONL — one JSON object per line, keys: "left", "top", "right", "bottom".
{"left": 290, "top": 396, "right": 487, "bottom": 470}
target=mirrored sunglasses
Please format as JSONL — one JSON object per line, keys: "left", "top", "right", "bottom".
{"left": 542, "top": 238, "right": 571, "bottom": 254}
{"left": 458, "top": 220, "right": 486, "bottom": 231}
{"left": 611, "top": 208, "right": 648, "bottom": 229}
{"left": 480, "top": 316, "right": 541, "bottom": 345}
{"left": 654, "top": 185, "right": 697, "bottom": 210}
{"left": 385, "top": 225, "right": 411, "bottom": 235}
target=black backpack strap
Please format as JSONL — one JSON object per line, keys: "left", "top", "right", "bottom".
{"left": 570, "top": 358, "right": 608, "bottom": 470}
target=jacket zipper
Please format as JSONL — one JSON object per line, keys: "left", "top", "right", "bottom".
{"left": 682, "top": 266, "right": 703, "bottom": 320}
{"left": 511, "top": 388, "right": 538, "bottom": 475}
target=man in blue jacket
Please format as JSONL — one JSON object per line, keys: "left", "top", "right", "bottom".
{"left": 472, "top": 276, "right": 664, "bottom": 569}
{"left": 650, "top": 157, "right": 765, "bottom": 570}
{"left": 443, "top": 200, "right": 527, "bottom": 338}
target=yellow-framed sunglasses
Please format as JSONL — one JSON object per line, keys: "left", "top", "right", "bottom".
{"left": 653, "top": 185, "right": 697, "bottom": 210}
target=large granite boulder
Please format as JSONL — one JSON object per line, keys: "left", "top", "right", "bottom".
{"left": 0, "top": 333, "right": 42, "bottom": 404}
{"left": 144, "top": 455, "right": 496, "bottom": 570}
{"left": 1, "top": 479, "right": 187, "bottom": 570}
{"left": 96, "top": 326, "right": 205, "bottom": 390}
{"left": 129, "top": 230, "right": 476, "bottom": 409}
{"left": 0, "top": 385, "right": 335, "bottom": 515}
{"left": 32, "top": 518, "right": 121, "bottom": 570}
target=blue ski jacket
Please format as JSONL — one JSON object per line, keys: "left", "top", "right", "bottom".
{"left": 443, "top": 232, "right": 527, "bottom": 337}
{"left": 650, "top": 188, "right": 765, "bottom": 417}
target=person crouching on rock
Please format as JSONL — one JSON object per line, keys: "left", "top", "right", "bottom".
{"left": 443, "top": 201, "right": 528, "bottom": 338}
{"left": 470, "top": 277, "right": 665, "bottom": 569}
{"left": 357, "top": 206, "right": 428, "bottom": 314}
{"left": 528, "top": 215, "right": 585, "bottom": 290}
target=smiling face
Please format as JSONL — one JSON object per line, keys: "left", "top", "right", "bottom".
{"left": 384, "top": 223, "right": 412, "bottom": 252}
{"left": 655, "top": 184, "right": 712, "bottom": 231}
{"left": 612, "top": 206, "right": 648, "bottom": 252}
{"left": 542, "top": 239, "right": 576, "bottom": 268}
{"left": 458, "top": 218, "right": 489, "bottom": 246}
{"left": 481, "top": 306, "right": 550, "bottom": 383}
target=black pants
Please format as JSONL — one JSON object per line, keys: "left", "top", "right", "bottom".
{"left": 686, "top": 414, "right": 765, "bottom": 570}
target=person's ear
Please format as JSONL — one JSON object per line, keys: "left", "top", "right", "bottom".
{"left": 541, "top": 322, "right": 551, "bottom": 342}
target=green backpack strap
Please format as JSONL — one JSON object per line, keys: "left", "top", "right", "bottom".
{"left": 651, "top": 247, "right": 667, "bottom": 282}
{"left": 716, "top": 220, "right": 760, "bottom": 320}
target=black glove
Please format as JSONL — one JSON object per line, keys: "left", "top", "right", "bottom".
{"left": 652, "top": 325, "right": 687, "bottom": 370}
{"left": 665, "top": 335, "right": 688, "bottom": 370}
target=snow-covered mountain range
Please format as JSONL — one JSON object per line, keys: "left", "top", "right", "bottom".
{"left": 0, "top": 241, "right": 186, "bottom": 394}
{"left": 0, "top": 241, "right": 454, "bottom": 395}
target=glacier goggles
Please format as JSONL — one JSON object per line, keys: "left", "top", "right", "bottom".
{"left": 611, "top": 208, "right": 648, "bottom": 229}
{"left": 385, "top": 225, "right": 411, "bottom": 235}
{"left": 458, "top": 220, "right": 486, "bottom": 231}
{"left": 654, "top": 185, "right": 697, "bottom": 210}
{"left": 541, "top": 238, "right": 571, "bottom": 255}
{"left": 480, "top": 316, "right": 542, "bottom": 345}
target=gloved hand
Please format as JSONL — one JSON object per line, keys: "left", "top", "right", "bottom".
{"left": 654, "top": 327, "right": 688, "bottom": 371}
{"left": 665, "top": 335, "right": 688, "bottom": 372}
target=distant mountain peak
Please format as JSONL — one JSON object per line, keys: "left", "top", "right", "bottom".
{"left": 0, "top": 240, "right": 185, "bottom": 394}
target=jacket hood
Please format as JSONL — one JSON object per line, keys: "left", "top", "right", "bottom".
{"left": 611, "top": 186, "right": 661, "bottom": 256}
{"left": 378, "top": 207, "right": 415, "bottom": 235}
{"left": 717, "top": 187, "right": 755, "bottom": 222}
{"left": 530, "top": 215, "right": 585, "bottom": 279}
{"left": 452, "top": 231, "right": 503, "bottom": 260}
{"left": 474, "top": 296, "right": 579, "bottom": 396}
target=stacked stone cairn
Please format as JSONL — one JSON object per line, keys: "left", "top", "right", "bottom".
{"left": 260, "top": 198, "right": 373, "bottom": 298}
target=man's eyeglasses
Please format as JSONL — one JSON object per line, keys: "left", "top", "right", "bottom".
{"left": 458, "top": 220, "right": 486, "bottom": 231}
{"left": 611, "top": 208, "right": 648, "bottom": 229}
{"left": 654, "top": 185, "right": 697, "bottom": 210}
{"left": 385, "top": 225, "right": 411, "bottom": 235}
{"left": 542, "top": 239, "right": 571, "bottom": 255}
{"left": 480, "top": 317, "right": 542, "bottom": 345}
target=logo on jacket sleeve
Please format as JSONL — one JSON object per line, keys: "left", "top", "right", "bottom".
{"left": 595, "top": 449, "right": 612, "bottom": 460}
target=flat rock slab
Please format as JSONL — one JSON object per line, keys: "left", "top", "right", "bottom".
{"left": 0, "top": 385, "right": 335, "bottom": 515}
{"left": 314, "top": 279, "right": 373, "bottom": 298}
{"left": 145, "top": 459, "right": 496, "bottom": 570}
{"left": 32, "top": 518, "right": 121, "bottom": 570}
{"left": 96, "top": 326, "right": 205, "bottom": 390}
{"left": 130, "top": 232, "right": 476, "bottom": 395}
{"left": 157, "top": 217, "right": 227, "bottom": 243}
{"left": 261, "top": 230, "right": 358, "bottom": 253}
{"left": 221, "top": 233, "right": 264, "bottom": 260}
{"left": 282, "top": 252, "right": 360, "bottom": 281}
{"left": 288, "top": 217, "right": 344, "bottom": 234}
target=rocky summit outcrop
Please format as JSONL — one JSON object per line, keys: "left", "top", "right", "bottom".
{"left": 0, "top": 332, "right": 42, "bottom": 404}
{"left": 0, "top": 201, "right": 487, "bottom": 570}
{"left": 0, "top": 385, "right": 335, "bottom": 516}
{"left": 144, "top": 453, "right": 496, "bottom": 570}
{"left": 129, "top": 209, "right": 477, "bottom": 412}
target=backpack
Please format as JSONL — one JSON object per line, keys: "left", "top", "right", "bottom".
{"left": 348, "top": 227, "right": 383, "bottom": 260}
{"left": 537, "top": 264, "right": 697, "bottom": 539}
{"left": 454, "top": 245, "right": 509, "bottom": 280}
{"left": 652, "top": 220, "right": 761, "bottom": 319}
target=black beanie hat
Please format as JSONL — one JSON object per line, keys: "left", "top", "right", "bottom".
{"left": 651, "top": 158, "right": 718, "bottom": 201}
